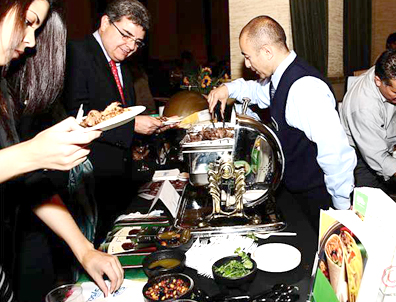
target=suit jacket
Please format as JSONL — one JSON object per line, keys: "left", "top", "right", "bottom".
{"left": 63, "top": 34, "right": 136, "bottom": 178}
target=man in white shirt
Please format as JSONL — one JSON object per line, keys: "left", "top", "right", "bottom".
{"left": 340, "top": 50, "right": 396, "bottom": 194}
{"left": 208, "top": 15, "right": 356, "bottom": 230}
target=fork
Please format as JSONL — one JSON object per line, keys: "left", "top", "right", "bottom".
{"left": 76, "top": 104, "right": 84, "bottom": 124}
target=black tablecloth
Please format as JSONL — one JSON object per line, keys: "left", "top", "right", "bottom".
{"left": 125, "top": 185, "right": 318, "bottom": 301}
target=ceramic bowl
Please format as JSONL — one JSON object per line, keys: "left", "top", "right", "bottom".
{"left": 142, "top": 249, "right": 186, "bottom": 278}
{"left": 142, "top": 273, "right": 194, "bottom": 302}
{"left": 212, "top": 255, "right": 257, "bottom": 287}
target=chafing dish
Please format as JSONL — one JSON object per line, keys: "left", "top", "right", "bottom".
{"left": 174, "top": 98, "right": 285, "bottom": 235}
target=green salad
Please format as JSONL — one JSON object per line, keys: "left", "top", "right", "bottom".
{"left": 214, "top": 248, "right": 253, "bottom": 278}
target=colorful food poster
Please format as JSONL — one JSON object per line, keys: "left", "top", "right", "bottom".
{"left": 313, "top": 211, "right": 367, "bottom": 302}
{"left": 309, "top": 187, "right": 396, "bottom": 302}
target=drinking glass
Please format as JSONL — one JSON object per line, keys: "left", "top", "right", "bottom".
{"left": 45, "top": 284, "right": 83, "bottom": 302}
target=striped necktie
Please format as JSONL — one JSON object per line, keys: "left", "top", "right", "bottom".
{"left": 109, "top": 60, "right": 126, "bottom": 105}
{"left": 270, "top": 81, "right": 276, "bottom": 101}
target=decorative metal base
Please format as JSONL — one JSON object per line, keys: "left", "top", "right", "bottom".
{"left": 173, "top": 184, "right": 286, "bottom": 237}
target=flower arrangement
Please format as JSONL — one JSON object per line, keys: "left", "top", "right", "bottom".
{"left": 181, "top": 66, "right": 230, "bottom": 95}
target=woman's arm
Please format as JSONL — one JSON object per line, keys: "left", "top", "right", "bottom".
{"left": 0, "top": 117, "right": 101, "bottom": 183}
{"left": 33, "top": 194, "right": 123, "bottom": 297}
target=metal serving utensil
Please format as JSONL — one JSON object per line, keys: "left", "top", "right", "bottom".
{"left": 254, "top": 232, "right": 297, "bottom": 240}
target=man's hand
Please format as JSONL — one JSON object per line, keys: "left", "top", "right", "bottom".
{"left": 207, "top": 84, "right": 229, "bottom": 114}
{"left": 135, "top": 115, "right": 162, "bottom": 135}
{"left": 155, "top": 116, "right": 180, "bottom": 133}
{"left": 80, "top": 248, "right": 124, "bottom": 297}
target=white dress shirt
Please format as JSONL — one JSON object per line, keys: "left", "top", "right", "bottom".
{"left": 93, "top": 31, "right": 124, "bottom": 86}
{"left": 225, "top": 51, "right": 356, "bottom": 209}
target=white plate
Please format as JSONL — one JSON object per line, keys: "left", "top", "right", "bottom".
{"left": 252, "top": 243, "right": 301, "bottom": 272}
{"left": 162, "top": 117, "right": 183, "bottom": 125}
{"left": 83, "top": 105, "right": 146, "bottom": 131}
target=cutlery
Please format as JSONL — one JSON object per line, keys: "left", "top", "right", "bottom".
{"left": 253, "top": 232, "right": 297, "bottom": 240}
{"left": 76, "top": 103, "right": 84, "bottom": 124}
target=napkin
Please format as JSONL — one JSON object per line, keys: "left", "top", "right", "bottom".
{"left": 114, "top": 210, "right": 164, "bottom": 224}
{"left": 185, "top": 235, "right": 258, "bottom": 278}
{"left": 82, "top": 279, "right": 145, "bottom": 302}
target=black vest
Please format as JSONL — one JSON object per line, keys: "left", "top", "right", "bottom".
{"left": 268, "top": 56, "right": 334, "bottom": 192}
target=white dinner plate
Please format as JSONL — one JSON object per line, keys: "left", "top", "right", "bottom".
{"left": 252, "top": 243, "right": 301, "bottom": 273}
{"left": 82, "top": 105, "right": 146, "bottom": 132}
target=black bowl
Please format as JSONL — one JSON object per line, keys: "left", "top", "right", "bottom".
{"left": 142, "top": 249, "right": 186, "bottom": 278}
{"left": 212, "top": 255, "right": 257, "bottom": 287}
{"left": 142, "top": 273, "right": 194, "bottom": 302}
{"left": 155, "top": 230, "right": 194, "bottom": 253}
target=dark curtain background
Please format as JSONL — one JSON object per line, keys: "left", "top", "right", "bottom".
{"left": 290, "top": 0, "right": 328, "bottom": 76}
{"left": 344, "top": 0, "right": 371, "bottom": 75}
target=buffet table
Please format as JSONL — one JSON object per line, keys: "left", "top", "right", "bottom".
{"left": 78, "top": 183, "right": 318, "bottom": 301}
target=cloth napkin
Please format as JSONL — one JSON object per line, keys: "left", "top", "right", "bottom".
{"left": 114, "top": 210, "right": 164, "bottom": 224}
{"left": 81, "top": 279, "right": 145, "bottom": 301}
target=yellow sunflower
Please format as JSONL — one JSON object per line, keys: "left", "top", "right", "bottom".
{"left": 201, "top": 75, "right": 211, "bottom": 88}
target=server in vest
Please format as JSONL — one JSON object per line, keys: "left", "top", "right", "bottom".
{"left": 340, "top": 50, "right": 396, "bottom": 194}
{"left": 207, "top": 15, "right": 356, "bottom": 229}
{"left": 63, "top": 0, "right": 168, "bottom": 242}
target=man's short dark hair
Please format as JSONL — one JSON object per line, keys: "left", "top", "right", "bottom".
{"left": 386, "top": 32, "right": 396, "bottom": 50}
{"left": 240, "top": 15, "right": 287, "bottom": 52}
{"left": 105, "top": 0, "right": 150, "bottom": 31}
{"left": 375, "top": 50, "right": 396, "bottom": 85}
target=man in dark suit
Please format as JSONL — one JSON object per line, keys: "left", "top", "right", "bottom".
{"left": 63, "top": 0, "right": 165, "bottom": 243}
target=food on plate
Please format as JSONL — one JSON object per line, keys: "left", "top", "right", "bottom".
{"left": 148, "top": 258, "right": 181, "bottom": 270}
{"left": 340, "top": 230, "right": 363, "bottom": 302}
{"left": 144, "top": 277, "right": 189, "bottom": 301}
{"left": 187, "top": 127, "right": 234, "bottom": 142}
{"left": 213, "top": 248, "right": 253, "bottom": 278}
{"left": 80, "top": 101, "right": 131, "bottom": 127}
{"left": 324, "top": 234, "right": 347, "bottom": 300}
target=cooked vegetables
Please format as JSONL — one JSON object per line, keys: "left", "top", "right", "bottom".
{"left": 214, "top": 248, "right": 253, "bottom": 278}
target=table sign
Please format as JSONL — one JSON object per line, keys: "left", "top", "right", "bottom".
{"left": 148, "top": 180, "right": 180, "bottom": 218}
{"left": 309, "top": 187, "right": 396, "bottom": 302}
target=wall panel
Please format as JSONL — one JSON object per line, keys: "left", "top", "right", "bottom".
{"left": 228, "top": 0, "right": 292, "bottom": 79}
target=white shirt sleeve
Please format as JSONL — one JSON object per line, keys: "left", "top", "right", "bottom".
{"left": 286, "top": 76, "right": 356, "bottom": 209}
{"left": 225, "top": 78, "right": 270, "bottom": 108}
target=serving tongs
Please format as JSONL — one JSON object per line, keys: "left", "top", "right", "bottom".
{"left": 212, "top": 102, "right": 226, "bottom": 128}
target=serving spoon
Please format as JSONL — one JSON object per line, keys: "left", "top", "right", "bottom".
{"left": 253, "top": 232, "right": 297, "bottom": 240}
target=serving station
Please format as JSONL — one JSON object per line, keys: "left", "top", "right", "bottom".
{"left": 174, "top": 98, "right": 286, "bottom": 237}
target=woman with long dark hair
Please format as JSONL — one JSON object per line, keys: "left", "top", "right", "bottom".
{"left": 0, "top": 0, "right": 123, "bottom": 300}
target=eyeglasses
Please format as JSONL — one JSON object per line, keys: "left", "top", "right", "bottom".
{"left": 111, "top": 21, "right": 145, "bottom": 48}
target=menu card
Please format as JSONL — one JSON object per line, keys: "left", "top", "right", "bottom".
{"left": 309, "top": 187, "right": 396, "bottom": 302}
{"left": 148, "top": 180, "right": 180, "bottom": 218}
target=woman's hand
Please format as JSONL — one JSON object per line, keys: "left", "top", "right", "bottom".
{"left": 79, "top": 248, "right": 124, "bottom": 297}
{"left": 33, "top": 195, "right": 124, "bottom": 297}
{"left": 27, "top": 117, "right": 101, "bottom": 171}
